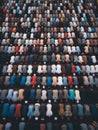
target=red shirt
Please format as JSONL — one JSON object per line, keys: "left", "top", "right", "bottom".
{"left": 9, "top": 27, "right": 13, "bottom": 33}
{"left": 64, "top": 33, "right": 68, "bottom": 39}
{"left": 52, "top": 45, "right": 56, "bottom": 53}
{"left": 37, "top": 27, "right": 41, "bottom": 32}
{"left": 68, "top": 76, "right": 73, "bottom": 88}
{"left": 31, "top": 75, "right": 37, "bottom": 88}
{"left": 40, "top": 124, "right": 46, "bottom": 130}
{"left": 15, "top": 46, "right": 20, "bottom": 53}
{"left": 15, "top": 104, "right": 22, "bottom": 118}
{"left": 36, "top": 45, "right": 40, "bottom": 52}
{"left": 71, "top": 64, "right": 76, "bottom": 73}
{"left": 58, "top": 38, "right": 63, "bottom": 45}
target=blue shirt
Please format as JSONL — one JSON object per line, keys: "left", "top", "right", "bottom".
{"left": 46, "top": 76, "right": 52, "bottom": 87}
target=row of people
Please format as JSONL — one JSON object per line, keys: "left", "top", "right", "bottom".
{"left": 1, "top": 121, "right": 98, "bottom": 130}
{"left": 2, "top": 64, "right": 98, "bottom": 75}
{"left": 1, "top": 102, "right": 98, "bottom": 118}
{"left": 0, "top": 88, "right": 81, "bottom": 102}
{"left": 2, "top": 75, "right": 98, "bottom": 87}
{"left": 0, "top": 45, "right": 98, "bottom": 55}
{"left": 2, "top": 22, "right": 98, "bottom": 33}
{"left": 1, "top": 38, "right": 98, "bottom": 46}
{"left": 0, "top": 88, "right": 98, "bottom": 103}
{"left": 1, "top": 54, "right": 98, "bottom": 64}
{"left": 2, "top": 31, "right": 98, "bottom": 39}
{"left": 2, "top": 2, "right": 98, "bottom": 27}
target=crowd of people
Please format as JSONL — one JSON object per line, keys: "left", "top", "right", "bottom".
{"left": 0, "top": 0, "right": 98, "bottom": 130}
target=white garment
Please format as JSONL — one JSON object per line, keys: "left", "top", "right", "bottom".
{"left": 72, "top": 17, "right": 75, "bottom": 22}
{"left": 83, "top": 32, "right": 87, "bottom": 38}
{"left": 72, "top": 32, "right": 75, "bottom": 38}
{"left": 19, "top": 45, "right": 24, "bottom": 54}
{"left": 6, "top": 89, "right": 13, "bottom": 100}
{"left": 73, "top": 22, "right": 77, "bottom": 27}
{"left": 46, "top": 104, "right": 53, "bottom": 117}
{"left": 41, "top": 90, "right": 47, "bottom": 100}
{"left": 10, "top": 56, "right": 15, "bottom": 63}
{"left": 18, "top": 39, "right": 22, "bottom": 45}
{"left": 91, "top": 55, "right": 97, "bottom": 63}
{"left": 95, "top": 65, "right": 98, "bottom": 73}
{"left": 43, "top": 46, "right": 47, "bottom": 53}
{"left": 25, "top": 76, "right": 32, "bottom": 86}
{"left": 23, "top": 33, "right": 27, "bottom": 39}
{"left": 78, "top": 56, "right": 83, "bottom": 63}
{"left": 67, "top": 46, "right": 72, "bottom": 54}
{"left": 11, "top": 32, "right": 15, "bottom": 38}
{"left": 15, "top": 32, "right": 19, "bottom": 38}
{"left": 81, "top": 27, "right": 84, "bottom": 32}
{"left": 51, "top": 64, "right": 56, "bottom": 74}
{"left": 29, "top": 39, "right": 32, "bottom": 45}
{"left": 72, "top": 46, "right": 76, "bottom": 53}
{"left": 25, "top": 39, "right": 29, "bottom": 45}
{"left": 67, "top": 27, "right": 71, "bottom": 32}
{"left": 61, "top": 33, "right": 64, "bottom": 38}
{"left": 7, "top": 46, "right": 12, "bottom": 53}
{"left": 68, "top": 32, "right": 71, "bottom": 38}
{"left": 85, "top": 65, "right": 90, "bottom": 75}
{"left": 13, "top": 9, "right": 16, "bottom": 14}
{"left": 56, "top": 64, "right": 61, "bottom": 74}
{"left": 31, "top": 28, "right": 35, "bottom": 33}
{"left": 90, "top": 65, "right": 95, "bottom": 73}
{"left": 57, "top": 76, "right": 63, "bottom": 86}
{"left": 37, "top": 65, "right": 42, "bottom": 74}
{"left": 35, "top": 22, "right": 38, "bottom": 28}
{"left": 20, "top": 17, "right": 23, "bottom": 22}
{"left": 2, "top": 27, "right": 5, "bottom": 33}
{"left": 77, "top": 6, "right": 81, "bottom": 13}
{"left": 90, "top": 33, "right": 94, "bottom": 38}
{"left": 4, "top": 32, "right": 8, "bottom": 38}
{"left": 75, "top": 90, "right": 81, "bottom": 102}
{"left": 17, "top": 65, "right": 23, "bottom": 73}
{"left": 12, "top": 91, "right": 18, "bottom": 102}
{"left": 27, "top": 65, "right": 33, "bottom": 74}
{"left": 47, "top": 33, "right": 50, "bottom": 38}
{"left": 42, "top": 65, "right": 47, "bottom": 73}
{"left": 88, "top": 27, "right": 92, "bottom": 32}
{"left": 27, "top": 17, "right": 30, "bottom": 22}
{"left": 7, "top": 64, "right": 13, "bottom": 73}
{"left": 55, "top": 39, "right": 58, "bottom": 46}
{"left": 70, "top": 22, "right": 73, "bottom": 26}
